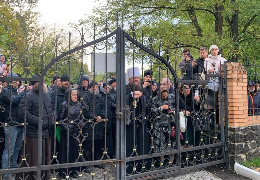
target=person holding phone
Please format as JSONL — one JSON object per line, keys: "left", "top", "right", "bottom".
{"left": 178, "top": 49, "right": 198, "bottom": 80}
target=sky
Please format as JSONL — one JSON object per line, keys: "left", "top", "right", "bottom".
{"left": 36, "top": 0, "right": 105, "bottom": 29}
{"left": 36, "top": 0, "right": 147, "bottom": 73}
{"left": 36, "top": 0, "right": 108, "bottom": 71}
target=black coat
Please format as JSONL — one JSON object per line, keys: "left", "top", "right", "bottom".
{"left": 51, "top": 87, "right": 67, "bottom": 114}
{"left": 77, "top": 86, "right": 88, "bottom": 100}
{"left": 143, "top": 85, "right": 152, "bottom": 98}
{"left": 82, "top": 92, "right": 105, "bottom": 140}
{"left": 57, "top": 100, "right": 84, "bottom": 136}
{"left": 179, "top": 92, "right": 200, "bottom": 112}
{"left": 151, "top": 94, "right": 176, "bottom": 125}
{"left": 19, "top": 89, "right": 54, "bottom": 138}
{"left": 0, "top": 86, "right": 25, "bottom": 123}
{"left": 109, "top": 88, "right": 117, "bottom": 112}
{"left": 100, "top": 91, "right": 113, "bottom": 129}
{"left": 125, "top": 84, "right": 149, "bottom": 157}
{"left": 179, "top": 59, "right": 198, "bottom": 80}
{"left": 196, "top": 58, "right": 206, "bottom": 74}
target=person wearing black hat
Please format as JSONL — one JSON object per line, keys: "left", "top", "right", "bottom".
{"left": 82, "top": 81, "right": 106, "bottom": 161}
{"left": 248, "top": 80, "right": 260, "bottom": 116}
{"left": 48, "top": 75, "right": 61, "bottom": 94}
{"left": 77, "top": 75, "right": 90, "bottom": 100}
{"left": 51, "top": 74, "right": 70, "bottom": 113}
{"left": 143, "top": 70, "right": 153, "bottom": 97}
{"left": 109, "top": 78, "right": 116, "bottom": 90}
{"left": 18, "top": 75, "right": 53, "bottom": 180}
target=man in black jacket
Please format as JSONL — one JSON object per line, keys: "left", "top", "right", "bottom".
{"left": 51, "top": 74, "right": 70, "bottom": 114}
{"left": 19, "top": 77, "right": 54, "bottom": 180}
{"left": 0, "top": 74, "right": 25, "bottom": 180}
{"left": 48, "top": 75, "right": 61, "bottom": 94}
{"left": 82, "top": 81, "right": 106, "bottom": 161}
{"left": 195, "top": 47, "right": 208, "bottom": 80}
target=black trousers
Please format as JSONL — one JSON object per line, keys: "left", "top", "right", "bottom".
{"left": 17, "top": 136, "right": 51, "bottom": 180}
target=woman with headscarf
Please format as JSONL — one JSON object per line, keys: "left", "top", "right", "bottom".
{"left": 57, "top": 88, "right": 88, "bottom": 178}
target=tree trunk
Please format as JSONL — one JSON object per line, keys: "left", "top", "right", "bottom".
{"left": 230, "top": 0, "right": 240, "bottom": 62}
{"left": 187, "top": 6, "right": 203, "bottom": 37}
{"left": 214, "top": 4, "right": 224, "bottom": 37}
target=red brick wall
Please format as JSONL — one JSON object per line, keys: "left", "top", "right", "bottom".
{"left": 226, "top": 62, "right": 260, "bottom": 127}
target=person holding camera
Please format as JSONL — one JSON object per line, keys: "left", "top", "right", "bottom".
{"left": 178, "top": 49, "right": 198, "bottom": 80}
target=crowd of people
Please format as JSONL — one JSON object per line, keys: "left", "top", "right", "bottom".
{"left": 0, "top": 44, "right": 259, "bottom": 179}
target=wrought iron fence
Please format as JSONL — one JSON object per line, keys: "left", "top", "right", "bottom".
{"left": 0, "top": 25, "right": 229, "bottom": 180}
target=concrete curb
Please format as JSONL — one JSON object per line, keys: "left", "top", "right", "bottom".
{"left": 234, "top": 162, "right": 260, "bottom": 180}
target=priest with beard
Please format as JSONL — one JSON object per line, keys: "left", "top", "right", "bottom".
{"left": 125, "top": 67, "right": 150, "bottom": 173}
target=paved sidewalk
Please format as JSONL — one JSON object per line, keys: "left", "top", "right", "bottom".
{"left": 57, "top": 164, "right": 249, "bottom": 180}
{"left": 165, "top": 169, "right": 221, "bottom": 180}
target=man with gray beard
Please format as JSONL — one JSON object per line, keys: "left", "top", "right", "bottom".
{"left": 82, "top": 81, "right": 105, "bottom": 162}
{"left": 125, "top": 67, "right": 150, "bottom": 173}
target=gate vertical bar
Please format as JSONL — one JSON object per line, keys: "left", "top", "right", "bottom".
{"left": 219, "top": 65, "right": 225, "bottom": 161}
{"left": 175, "top": 79, "right": 181, "bottom": 170}
{"left": 116, "top": 27, "right": 126, "bottom": 180}
{"left": 224, "top": 61, "right": 229, "bottom": 167}
{"left": 37, "top": 76, "right": 43, "bottom": 179}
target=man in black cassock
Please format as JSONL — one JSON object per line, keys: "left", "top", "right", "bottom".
{"left": 125, "top": 67, "right": 150, "bottom": 173}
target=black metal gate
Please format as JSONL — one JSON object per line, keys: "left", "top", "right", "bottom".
{"left": 0, "top": 27, "right": 228, "bottom": 180}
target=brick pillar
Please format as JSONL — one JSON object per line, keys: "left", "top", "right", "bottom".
{"left": 226, "top": 62, "right": 248, "bottom": 127}
{"left": 225, "top": 62, "right": 260, "bottom": 169}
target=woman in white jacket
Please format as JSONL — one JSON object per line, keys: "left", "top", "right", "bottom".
{"left": 204, "top": 45, "right": 227, "bottom": 109}
{"left": 205, "top": 45, "right": 227, "bottom": 91}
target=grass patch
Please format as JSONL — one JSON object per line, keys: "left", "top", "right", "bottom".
{"left": 241, "top": 156, "right": 260, "bottom": 168}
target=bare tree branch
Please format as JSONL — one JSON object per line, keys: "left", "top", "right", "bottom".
{"left": 132, "top": 3, "right": 177, "bottom": 10}
{"left": 183, "top": 8, "right": 215, "bottom": 16}
{"left": 242, "top": 12, "right": 260, "bottom": 34}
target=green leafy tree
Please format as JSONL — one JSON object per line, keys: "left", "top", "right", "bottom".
{"left": 83, "top": 0, "right": 260, "bottom": 65}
